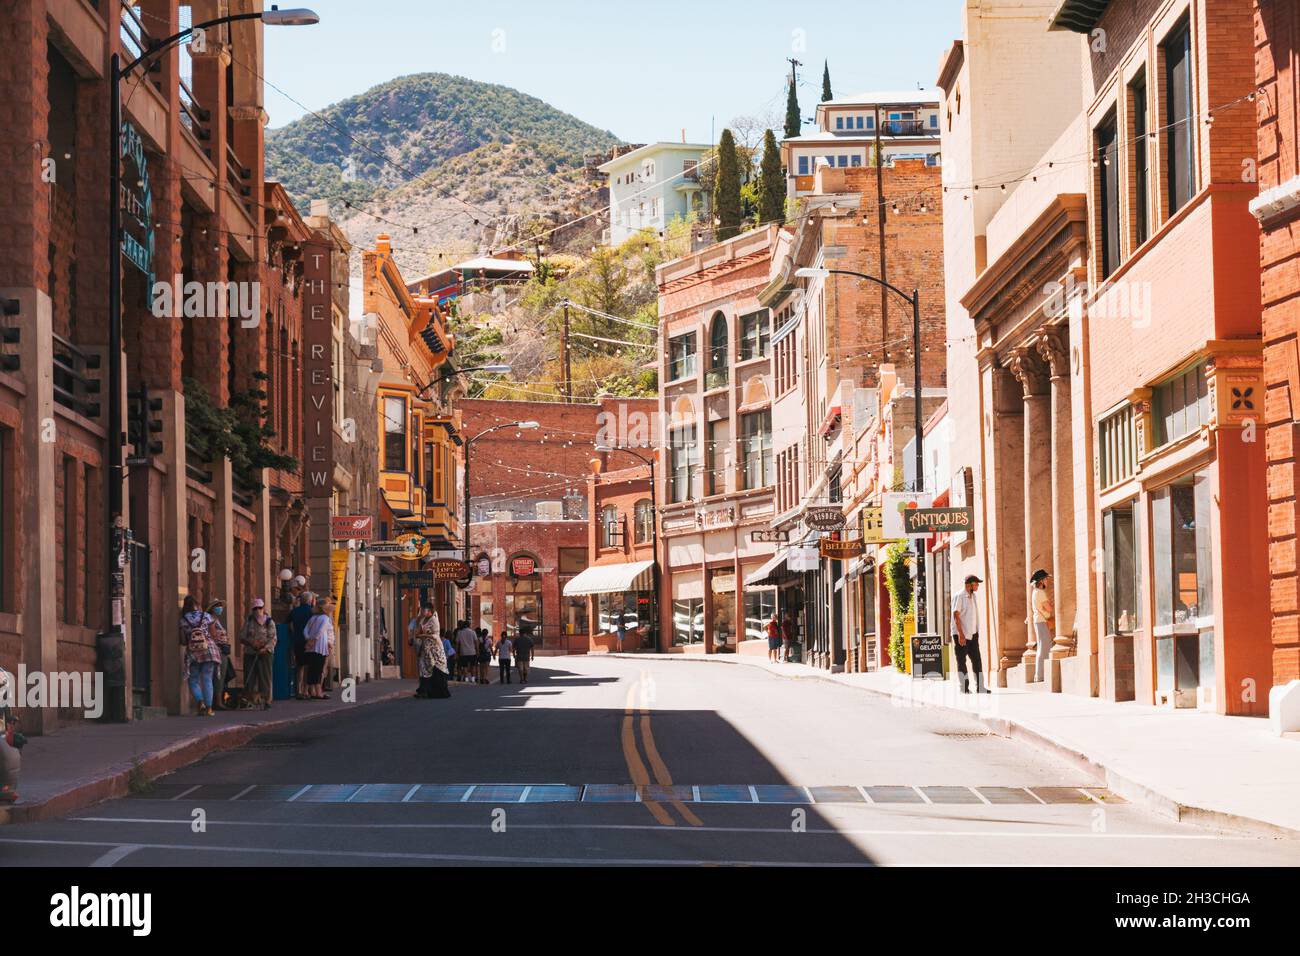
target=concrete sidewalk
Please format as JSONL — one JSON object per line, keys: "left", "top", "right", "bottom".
{"left": 1, "top": 677, "right": 417, "bottom": 825}
{"left": 609, "top": 652, "right": 1300, "bottom": 838}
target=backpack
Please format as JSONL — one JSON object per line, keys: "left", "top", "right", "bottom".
{"left": 185, "top": 613, "right": 212, "bottom": 655}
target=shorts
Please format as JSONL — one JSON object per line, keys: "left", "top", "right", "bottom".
{"left": 768, "top": 635, "right": 782, "bottom": 650}
{"left": 293, "top": 637, "right": 307, "bottom": 666}
{"left": 477, "top": 651, "right": 490, "bottom": 664}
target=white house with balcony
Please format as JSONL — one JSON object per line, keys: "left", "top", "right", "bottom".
{"left": 780, "top": 90, "right": 943, "bottom": 198}
{"left": 601, "top": 142, "right": 713, "bottom": 246}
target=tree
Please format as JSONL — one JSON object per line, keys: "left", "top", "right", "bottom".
{"left": 784, "top": 78, "right": 801, "bottom": 139}
{"left": 758, "top": 129, "right": 785, "bottom": 226}
{"left": 714, "top": 128, "right": 743, "bottom": 241}
{"left": 821, "top": 61, "right": 833, "bottom": 102}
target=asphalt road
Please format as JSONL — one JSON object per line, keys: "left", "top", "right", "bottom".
{"left": 4, "top": 656, "right": 1299, "bottom": 867}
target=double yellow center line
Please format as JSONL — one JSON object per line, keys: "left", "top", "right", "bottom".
{"left": 621, "top": 671, "right": 702, "bottom": 828}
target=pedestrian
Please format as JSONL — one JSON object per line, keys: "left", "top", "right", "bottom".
{"left": 952, "top": 575, "right": 989, "bottom": 694}
{"left": 207, "top": 598, "right": 232, "bottom": 709}
{"left": 615, "top": 616, "right": 626, "bottom": 653}
{"left": 410, "top": 603, "right": 449, "bottom": 698}
{"left": 496, "top": 630, "right": 514, "bottom": 684}
{"left": 477, "top": 627, "right": 492, "bottom": 684}
{"left": 302, "top": 597, "right": 334, "bottom": 700}
{"left": 443, "top": 631, "right": 456, "bottom": 680}
{"left": 454, "top": 619, "right": 479, "bottom": 683}
{"left": 180, "top": 595, "right": 221, "bottom": 716}
{"left": 289, "top": 591, "right": 315, "bottom": 700}
{"left": 766, "top": 613, "right": 782, "bottom": 663}
{"left": 514, "top": 625, "right": 535, "bottom": 684}
{"left": 1030, "top": 568, "right": 1054, "bottom": 683}
{"left": 781, "top": 611, "right": 796, "bottom": 662}
{"left": 239, "top": 597, "right": 277, "bottom": 710}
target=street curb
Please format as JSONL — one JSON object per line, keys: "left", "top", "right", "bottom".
{"left": 607, "top": 653, "right": 1300, "bottom": 840}
{"left": 0, "top": 685, "right": 414, "bottom": 826}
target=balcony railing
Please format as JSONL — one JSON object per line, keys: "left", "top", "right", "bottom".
{"left": 119, "top": 1, "right": 149, "bottom": 63}
{"left": 882, "top": 119, "right": 931, "bottom": 137}
{"left": 186, "top": 439, "right": 214, "bottom": 484}
{"left": 179, "top": 76, "right": 210, "bottom": 141}
{"left": 52, "top": 334, "right": 102, "bottom": 419}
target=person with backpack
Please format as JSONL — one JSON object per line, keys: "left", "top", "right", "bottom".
{"left": 514, "top": 626, "right": 535, "bottom": 684}
{"left": 180, "top": 595, "right": 221, "bottom": 716}
{"left": 288, "top": 592, "right": 315, "bottom": 700}
{"left": 496, "top": 630, "right": 515, "bottom": 684}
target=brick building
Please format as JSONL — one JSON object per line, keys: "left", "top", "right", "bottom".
{"left": 0, "top": 0, "right": 330, "bottom": 726}
{"left": 759, "top": 162, "right": 947, "bottom": 670}
{"left": 657, "top": 226, "right": 780, "bottom": 655}
{"left": 457, "top": 397, "right": 654, "bottom": 651}
{"left": 1253, "top": 0, "right": 1300, "bottom": 702}
{"left": 937, "top": 0, "right": 1265, "bottom": 713}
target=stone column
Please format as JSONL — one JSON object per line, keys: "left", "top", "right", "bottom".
{"left": 983, "top": 364, "right": 1028, "bottom": 679}
{"left": 1007, "top": 346, "right": 1052, "bottom": 679}
{"left": 1036, "top": 327, "right": 1076, "bottom": 660}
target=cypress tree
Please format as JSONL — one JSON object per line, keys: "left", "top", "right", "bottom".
{"left": 821, "top": 61, "right": 833, "bottom": 102}
{"left": 758, "top": 129, "right": 785, "bottom": 226}
{"left": 784, "top": 78, "right": 801, "bottom": 139}
{"left": 715, "top": 128, "right": 743, "bottom": 241}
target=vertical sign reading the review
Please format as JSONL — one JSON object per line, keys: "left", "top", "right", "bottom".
{"left": 303, "top": 237, "right": 334, "bottom": 598}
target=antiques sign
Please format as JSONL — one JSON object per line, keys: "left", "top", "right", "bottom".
{"left": 902, "top": 507, "right": 974, "bottom": 535}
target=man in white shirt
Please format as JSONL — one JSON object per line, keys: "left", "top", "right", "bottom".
{"left": 951, "top": 575, "right": 989, "bottom": 693}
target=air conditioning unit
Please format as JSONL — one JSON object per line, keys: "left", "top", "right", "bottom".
{"left": 535, "top": 500, "right": 564, "bottom": 520}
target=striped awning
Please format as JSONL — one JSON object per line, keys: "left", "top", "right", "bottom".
{"left": 744, "top": 550, "right": 788, "bottom": 587}
{"left": 562, "top": 560, "right": 655, "bottom": 596}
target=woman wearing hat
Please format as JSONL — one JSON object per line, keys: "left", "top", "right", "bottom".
{"left": 239, "top": 597, "right": 278, "bottom": 710}
{"left": 1030, "top": 569, "right": 1054, "bottom": 683}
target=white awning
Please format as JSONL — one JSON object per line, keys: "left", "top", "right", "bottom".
{"left": 744, "top": 551, "right": 787, "bottom": 587}
{"left": 563, "top": 560, "right": 655, "bottom": 596}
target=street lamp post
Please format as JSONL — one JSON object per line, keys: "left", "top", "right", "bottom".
{"left": 104, "top": 7, "right": 318, "bottom": 720}
{"left": 795, "top": 266, "right": 928, "bottom": 633}
{"left": 595, "top": 444, "right": 659, "bottom": 651}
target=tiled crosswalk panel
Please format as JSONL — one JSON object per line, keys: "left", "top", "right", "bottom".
{"left": 129, "top": 783, "right": 1115, "bottom": 806}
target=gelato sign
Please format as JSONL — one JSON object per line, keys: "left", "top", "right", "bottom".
{"left": 119, "top": 121, "right": 155, "bottom": 294}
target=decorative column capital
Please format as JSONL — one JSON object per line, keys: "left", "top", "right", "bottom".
{"left": 1003, "top": 345, "right": 1049, "bottom": 398}
{"left": 1033, "top": 326, "right": 1070, "bottom": 381}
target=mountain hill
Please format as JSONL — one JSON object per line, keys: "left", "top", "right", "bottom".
{"left": 265, "top": 72, "right": 621, "bottom": 273}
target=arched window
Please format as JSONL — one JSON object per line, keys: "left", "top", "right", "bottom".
{"left": 601, "top": 505, "right": 619, "bottom": 548}
{"left": 634, "top": 499, "right": 653, "bottom": 544}
{"left": 709, "top": 312, "right": 728, "bottom": 369}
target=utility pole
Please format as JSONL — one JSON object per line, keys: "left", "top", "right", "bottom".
{"left": 874, "top": 104, "right": 889, "bottom": 361}
{"left": 786, "top": 56, "right": 802, "bottom": 87}
{"left": 562, "top": 303, "right": 573, "bottom": 403}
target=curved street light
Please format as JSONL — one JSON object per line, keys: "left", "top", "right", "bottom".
{"left": 794, "top": 265, "right": 929, "bottom": 635}
{"left": 102, "top": 6, "right": 319, "bottom": 720}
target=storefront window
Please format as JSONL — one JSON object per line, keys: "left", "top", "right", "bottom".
{"left": 672, "top": 598, "right": 703, "bottom": 645}
{"left": 1151, "top": 471, "right": 1215, "bottom": 706}
{"left": 558, "top": 548, "right": 587, "bottom": 636}
{"left": 506, "top": 567, "right": 542, "bottom": 637}
{"left": 598, "top": 592, "right": 646, "bottom": 633}
{"left": 743, "top": 588, "right": 776, "bottom": 641}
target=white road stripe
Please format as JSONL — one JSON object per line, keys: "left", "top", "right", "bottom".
{"left": 400, "top": 785, "right": 421, "bottom": 803}
{"left": 519, "top": 786, "right": 532, "bottom": 803}
{"left": 286, "top": 785, "right": 312, "bottom": 803}
{"left": 460, "top": 786, "right": 476, "bottom": 802}
{"left": 33, "top": 820, "right": 1262, "bottom": 842}
{"left": 170, "top": 785, "right": 200, "bottom": 801}
{"left": 89, "top": 844, "right": 143, "bottom": 867}
{"left": 230, "top": 785, "right": 256, "bottom": 802}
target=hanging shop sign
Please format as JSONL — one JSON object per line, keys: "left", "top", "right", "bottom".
{"left": 476, "top": 556, "right": 492, "bottom": 578}
{"left": 431, "top": 559, "right": 471, "bottom": 582}
{"left": 397, "top": 570, "right": 436, "bottom": 590}
{"left": 330, "top": 515, "right": 375, "bottom": 540}
{"left": 303, "top": 237, "right": 334, "bottom": 500}
{"left": 882, "top": 492, "right": 934, "bottom": 538}
{"left": 787, "top": 546, "right": 820, "bottom": 572}
{"left": 395, "top": 532, "right": 431, "bottom": 560}
{"left": 819, "top": 538, "right": 864, "bottom": 561}
{"left": 511, "top": 555, "right": 537, "bottom": 577}
{"left": 751, "top": 529, "right": 789, "bottom": 543}
{"left": 119, "top": 121, "right": 155, "bottom": 295}
{"left": 902, "top": 507, "right": 974, "bottom": 535}
{"left": 805, "top": 507, "right": 846, "bottom": 532}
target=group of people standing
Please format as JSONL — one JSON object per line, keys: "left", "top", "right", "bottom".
{"left": 179, "top": 591, "right": 334, "bottom": 715}
{"left": 407, "top": 604, "right": 536, "bottom": 700}
{"left": 764, "top": 612, "right": 801, "bottom": 663}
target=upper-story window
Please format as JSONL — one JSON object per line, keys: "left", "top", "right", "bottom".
{"left": 669, "top": 426, "right": 698, "bottom": 503}
{"left": 741, "top": 410, "right": 773, "bottom": 490}
{"left": 1096, "top": 110, "right": 1120, "bottom": 280}
{"left": 634, "top": 499, "right": 653, "bottom": 544}
{"left": 739, "top": 309, "right": 770, "bottom": 361}
{"left": 383, "top": 395, "right": 406, "bottom": 471}
{"left": 1153, "top": 361, "right": 1209, "bottom": 447}
{"left": 836, "top": 116, "right": 844, "bottom": 130}
{"left": 1163, "top": 16, "right": 1195, "bottom": 216}
{"left": 865, "top": 115, "right": 875, "bottom": 131}
{"left": 601, "top": 505, "right": 619, "bottom": 548}
{"left": 668, "top": 333, "right": 696, "bottom": 381}
{"left": 1098, "top": 405, "right": 1137, "bottom": 489}
{"left": 798, "top": 156, "right": 810, "bottom": 176}
{"left": 707, "top": 312, "right": 729, "bottom": 390}
{"left": 1131, "top": 70, "right": 1151, "bottom": 247}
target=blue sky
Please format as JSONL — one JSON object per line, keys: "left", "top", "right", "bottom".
{"left": 264, "top": 0, "right": 965, "bottom": 141}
